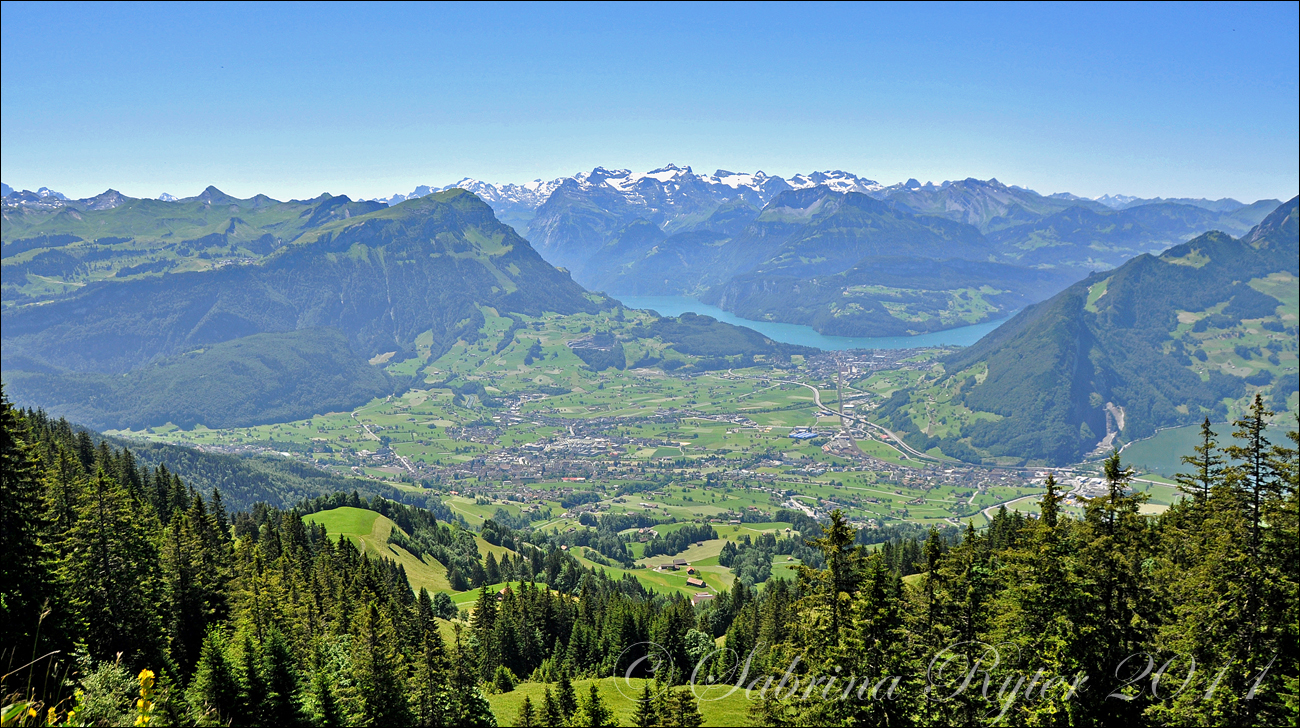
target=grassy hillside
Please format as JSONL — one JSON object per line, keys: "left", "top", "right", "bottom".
{"left": 875, "top": 197, "right": 1299, "bottom": 465}
{"left": 304, "top": 506, "right": 452, "bottom": 592}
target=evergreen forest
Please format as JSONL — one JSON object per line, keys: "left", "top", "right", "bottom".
{"left": 1, "top": 388, "right": 1295, "bottom": 726}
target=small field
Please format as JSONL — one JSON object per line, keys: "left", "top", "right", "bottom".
{"left": 487, "top": 677, "right": 752, "bottom": 727}
{"left": 303, "top": 506, "right": 451, "bottom": 592}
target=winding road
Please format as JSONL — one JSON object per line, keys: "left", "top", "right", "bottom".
{"left": 352, "top": 409, "right": 416, "bottom": 474}
{"left": 774, "top": 377, "right": 941, "bottom": 463}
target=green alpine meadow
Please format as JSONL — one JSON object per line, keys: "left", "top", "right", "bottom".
{"left": 3, "top": 3, "right": 1297, "bottom": 727}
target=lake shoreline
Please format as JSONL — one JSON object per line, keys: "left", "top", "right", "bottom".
{"left": 615, "top": 294, "right": 1010, "bottom": 351}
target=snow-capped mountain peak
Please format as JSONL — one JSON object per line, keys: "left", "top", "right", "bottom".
{"left": 380, "top": 166, "right": 895, "bottom": 214}
{"left": 786, "top": 170, "right": 883, "bottom": 195}
{"left": 641, "top": 164, "right": 691, "bottom": 182}
{"left": 707, "top": 169, "right": 775, "bottom": 190}
{"left": 1094, "top": 193, "right": 1141, "bottom": 209}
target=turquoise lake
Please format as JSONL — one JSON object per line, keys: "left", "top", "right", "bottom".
{"left": 615, "top": 295, "right": 1010, "bottom": 351}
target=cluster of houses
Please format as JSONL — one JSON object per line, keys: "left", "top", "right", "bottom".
{"left": 655, "top": 558, "right": 708, "bottom": 588}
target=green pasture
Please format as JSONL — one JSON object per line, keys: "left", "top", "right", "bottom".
{"left": 488, "top": 677, "right": 752, "bottom": 727}
{"left": 303, "top": 507, "right": 452, "bottom": 593}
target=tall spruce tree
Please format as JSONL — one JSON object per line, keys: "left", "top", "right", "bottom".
{"left": 556, "top": 669, "right": 578, "bottom": 720}
{"left": 801, "top": 509, "right": 861, "bottom": 646}
{"left": 0, "top": 393, "right": 53, "bottom": 653}
{"left": 186, "top": 627, "right": 241, "bottom": 727}
{"left": 351, "top": 601, "right": 412, "bottom": 726}
{"left": 568, "top": 683, "right": 616, "bottom": 728}
{"left": 59, "top": 466, "right": 164, "bottom": 666}
{"left": 1227, "top": 395, "right": 1274, "bottom": 557}
{"left": 261, "top": 626, "right": 303, "bottom": 727}
{"left": 1176, "top": 416, "right": 1227, "bottom": 508}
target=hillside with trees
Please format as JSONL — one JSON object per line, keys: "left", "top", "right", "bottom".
{"left": 876, "top": 197, "right": 1299, "bottom": 465}
{"left": 2, "top": 389, "right": 1295, "bottom": 726}
{"left": 2, "top": 190, "right": 606, "bottom": 428}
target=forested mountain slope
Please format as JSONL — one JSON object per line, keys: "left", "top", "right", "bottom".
{"left": 5, "top": 392, "right": 1296, "bottom": 728}
{"left": 703, "top": 256, "right": 1076, "bottom": 337}
{"left": 883, "top": 176, "right": 1107, "bottom": 232}
{"left": 876, "top": 196, "right": 1300, "bottom": 465}
{"left": 587, "top": 187, "right": 994, "bottom": 294}
{"left": 2, "top": 190, "right": 605, "bottom": 428}
{"left": 986, "top": 201, "right": 1272, "bottom": 271}
{"left": 550, "top": 178, "right": 1276, "bottom": 338}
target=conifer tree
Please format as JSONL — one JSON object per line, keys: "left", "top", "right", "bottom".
{"left": 351, "top": 601, "right": 412, "bottom": 726}
{"left": 1075, "top": 451, "right": 1152, "bottom": 724}
{"left": 73, "top": 429, "right": 95, "bottom": 471}
{"left": 926, "top": 522, "right": 995, "bottom": 726}
{"left": 43, "top": 443, "right": 82, "bottom": 554}
{"left": 556, "top": 669, "right": 578, "bottom": 720}
{"left": 747, "top": 683, "right": 793, "bottom": 728}
{"left": 666, "top": 688, "right": 705, "bottom": 728}
{"left": 59, "top": 466, "right": 164, "bottom": 665}
{"left": 568, "top": 684, "right": 615, "bottom": 728}
{"left": 515, "top": 695, "right": 538, "bottom": 727}
{"left": 161, "top": 510, "right": 205, "bottom": 676}
{"left": 261, "top": 626, "right": 302, "bottom": 727}
{"left": 801, "top": 509, "right": 860, "bottom": 645}
{"left": 307, "top": 666, "right": 342, "bottom": 728}
{"left": 187, "top": 627, "right": 241, "bottom": 727}
{"left": 457, "top": 687, "right": 499, "bottom": 728}
{"left": 236, "top": 630, "right": 266, "bottom": 723}
{"left": 0, "top": 394, "right": 53, "bottom": 653}
{"left": 540, "top": 686, "right": 563, "bottom": 728}
{"left": 410, "top": 588, "right": 451, "bottom": 727}
{"left": 1176, "top": 416, "right": 1226, "bottom": 508}
{"left": 1227, "top": 394, "right": 1274, "bottom": 556}
{"left": 473, "top": 583, "right": 499, "bottom": 636}
{"left": 1040, "top": 472, "right": 1063, "bottom": 528}
{"left": 630, "top": 681, "right": 657, "bottom": 728}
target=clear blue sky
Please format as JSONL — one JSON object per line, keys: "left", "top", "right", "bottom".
{"left": 3, "top": 2, "right": 1297, "bottom": 202}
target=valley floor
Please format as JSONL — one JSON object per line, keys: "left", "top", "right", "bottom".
{"left": 108, "top": 305, "right": 1185, "bottom": 600}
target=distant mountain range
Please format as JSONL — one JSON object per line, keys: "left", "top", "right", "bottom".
{"left": 5, "top": 172, "right": 1270, "bottom": 226}
{"left": 367, "top": 169, "right": 1281, "bottom": 337}
{"left": 5, "top": 171, "right": 1283, "bottom": 340}
{"left": 875, "top": 196, "right": 1299, "bottom": 465}
{"left": 3, "top": 178, "right": 1294, "bottom": 465}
